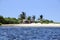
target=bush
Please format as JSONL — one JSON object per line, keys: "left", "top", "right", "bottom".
{"left": 0, "top": 23, "right": 2, "bottom": 25}
{"left": 35, "top": 21, "right": 38, "bottom": 23}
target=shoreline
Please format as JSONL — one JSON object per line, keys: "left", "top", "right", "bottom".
{"left": 1, "top": 23, "right": 60, "bottom": 27}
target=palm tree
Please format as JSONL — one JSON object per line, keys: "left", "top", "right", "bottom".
{"left": 22, "top": 12, "right": 26, "bottom": 19}
{"left": 40, "top": 15, "right": 43, "bottom": 20}
{"left": 19, "top": 12, "right": 26, "bottom": 19}
{"left": 32, "top": 16, "right": 35, "bottom": 22}
{"left": 18, "top": 12, "right": 26, "bottom": 23}
{"left": 40, "top": 15, "right": 43, "bottom": 24}
{"left": 27, "top": 16, "right": 31, "bottom": 23}
{"left": 27, "top": 16, "right": 31, "bottom": 20}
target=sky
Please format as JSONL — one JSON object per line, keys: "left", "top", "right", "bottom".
{"left": 0, "top": 0, "right": 60, "bottom": 22}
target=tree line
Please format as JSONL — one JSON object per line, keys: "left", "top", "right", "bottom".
{"left": 0, "top": 12, "right": 53, "bottom": 25}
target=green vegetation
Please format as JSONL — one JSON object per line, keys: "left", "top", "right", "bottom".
{"left": 4, "top": 17, "right": 19, "bottom": 24}
{"left": 27, "top": 16, "right": 31, "bottom": 23}
{"left": 0, "top": 16, "right": 19, "bottom": 24}
{"left": 0, "top": 23, "right": 2, "bottom": 25}
{"left": 0, "top": 12, "right": 54, "bottom": 24}
{"left": 0, "top": 15, "right": 5, "bottom": 24}
{"left": 40, "top": 20, "right": 53, "bottom": 24}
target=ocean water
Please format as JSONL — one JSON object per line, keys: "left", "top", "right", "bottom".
{"left": 0, "top": 26, "right": 60, "bottom": 40}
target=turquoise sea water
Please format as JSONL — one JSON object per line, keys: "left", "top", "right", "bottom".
{"left": 0, "top": 26, "right": 60, "bottom": 40}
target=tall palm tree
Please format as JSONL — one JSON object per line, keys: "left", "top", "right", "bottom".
{"left": 32, "top": 16, "right": 35, "bottom": 20}
{"left": 22, "top": 12, "right": 26, "bottom": 19}
{"left": 32, "top": 16, "right": 35, "bottom": 22}
{"left": 19, "top": 12, "right": 26, "bottom": 23}
{"left": 19, "top": 12, "right": 26, "bottom": 19}
{"left": 40, "top": 15, "right": 43, "bottom": 20}
{"left": 40, "top": 15, "right": 43, "bottom": 24}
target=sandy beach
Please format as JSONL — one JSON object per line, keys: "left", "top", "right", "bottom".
{"left": 1, "top": 23, "right": 60, "bottom": 27}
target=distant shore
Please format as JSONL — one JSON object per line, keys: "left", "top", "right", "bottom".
{"left": 1, "top": 23, "right": 60, "bottom": 27}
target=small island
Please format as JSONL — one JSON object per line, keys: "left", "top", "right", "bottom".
{"left": 0, "top": 12, "right": 60, "bottom": 27}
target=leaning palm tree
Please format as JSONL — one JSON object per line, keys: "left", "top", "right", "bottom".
{"left": 19, "top": 12, "right": 26, "bottom": 19}
{"left": 18, "top": 12, "right": 26, "bottom": 23}
{"left": 22, "top": 12, "right": 26, "bottom": 19}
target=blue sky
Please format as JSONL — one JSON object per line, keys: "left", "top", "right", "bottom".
{"left": 0, "top": 0, "right": 60, "bottom": 22}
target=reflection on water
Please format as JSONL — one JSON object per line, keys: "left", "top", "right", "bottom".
{"left": 0, "top": 26, "right": 60, "bottom": 40}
